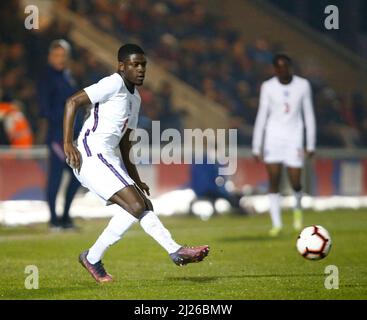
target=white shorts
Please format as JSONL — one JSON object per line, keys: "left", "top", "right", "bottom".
{"left": 263, "top": 141, "right": 304, "bottom": 168}
{"left": 73, "top": 150, "right": 135, "bottom": 205}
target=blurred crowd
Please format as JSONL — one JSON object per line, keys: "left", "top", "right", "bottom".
{"left": 0, "top": 0, "right": 108, "bottom": 145}
{"left": 267, "top": 0, "right": 367, "bottom": 60}
{"left": 67, "top": 0, "right": 367, "bottom": 147}
{"left": 0, "top": 0, "right": 366, "bottom": 148}
{"left": 0, "top": 0, "right": 183, "bottom": 147}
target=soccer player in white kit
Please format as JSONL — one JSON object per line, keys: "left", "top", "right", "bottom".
{"left": 252, "top": 54, "right": 316, "bottom": 236}
{"left": 63, "top": 44, "right": 209, "bottom": 283}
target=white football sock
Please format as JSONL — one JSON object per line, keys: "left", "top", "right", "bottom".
{"left": 139, "top": 211, "right": 181, "bottom": 254}
{"left": 87, "top": 210, "right": 138, "bottom": 264}
{"left": 294, "top": 190, "right": 302, "bottom": 210}
{"left": 269, "top": 193, "right": 282, "bottom": 228}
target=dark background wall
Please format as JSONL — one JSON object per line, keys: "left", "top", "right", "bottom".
{"left": 265, "top": 0, "right": 367, "bottom": 58}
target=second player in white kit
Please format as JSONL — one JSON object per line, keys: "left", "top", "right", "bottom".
{"left": 252, "top": 54, "right": 316, "bottom": 236}
{"left": 253, "top": 74, "right": 316, "bottom": 167}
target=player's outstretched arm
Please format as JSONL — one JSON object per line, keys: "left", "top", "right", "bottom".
{"left": 120, "top": 129, "right": 150, "bottom": 196}
{"left": 302, "top": 81, "right": 316, "bottom": 158}
{"left": 63, "top": 90, "right": 91, "bottom": 172}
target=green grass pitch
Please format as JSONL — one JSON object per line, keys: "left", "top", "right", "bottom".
{"left": 0, "top": 209, "right": 366, "bottom": 299}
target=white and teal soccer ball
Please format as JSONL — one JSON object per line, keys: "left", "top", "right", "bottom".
{"left": 296, "top": 225, "right": 332, "bottom": 260}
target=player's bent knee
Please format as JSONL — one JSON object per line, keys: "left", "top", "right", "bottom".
{"left": 129, "top": 201, "right": 146, "bottom": 218}
{"left": 145, "top": 198, "right": 153, "bottom": 211}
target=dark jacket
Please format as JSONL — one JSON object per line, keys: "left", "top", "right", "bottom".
{"left": 37, "top": 65, "right": 83, "bottom": 144}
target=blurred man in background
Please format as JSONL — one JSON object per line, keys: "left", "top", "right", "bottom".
{"left": 37, "top": 39, "right": 83, "bottom": 230}
{"left": 252, "top": 54, "right": 316, "bottom": 236}
{"left": 190, "top": 145, "right": 246, "bottom": 216}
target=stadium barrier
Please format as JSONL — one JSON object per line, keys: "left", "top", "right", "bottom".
{"left": 1, "top": 146, "right": 367, "bottom": 200}
{"left": 0, "top": 146, "right": 366, "bottom": 225}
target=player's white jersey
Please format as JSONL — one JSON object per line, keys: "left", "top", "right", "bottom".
{"left": 252, "top": 75, "right": 316, "bottom": 156}
{"left": 77, "top": 73, "right": 141, "bottom": 156}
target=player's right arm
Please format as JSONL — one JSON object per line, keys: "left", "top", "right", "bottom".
{"left": 63, "top": 90, "right": 91, "bottom": 172}
{"left": 302, "top": 80, "right": 316, "bottom": 158}
{"left": 252, "top": 82, "right": 270, "bottom": 162}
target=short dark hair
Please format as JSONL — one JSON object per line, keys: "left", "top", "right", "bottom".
{"left": 272, "top": 53, "right": 292, "bottom": 66}
{"left": 118, "top": 44, "right": 145, "bottom": 62}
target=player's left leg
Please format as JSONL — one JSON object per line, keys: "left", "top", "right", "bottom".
{"left": 266, "top": 163, "right": 283, "bottom": 236}
{"left": 80, "top": 206, "right": 138, "bottom": 283}
{"left": 286, "top": 166, "right": 303, "bottom": 230}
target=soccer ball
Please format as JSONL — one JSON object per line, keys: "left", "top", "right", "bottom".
{"left": 296, "top": 225, "right": 332, "bottom": 260}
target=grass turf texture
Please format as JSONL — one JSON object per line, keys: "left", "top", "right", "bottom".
{"left": 0, "top": 209, "right": 366, "bottom": 299}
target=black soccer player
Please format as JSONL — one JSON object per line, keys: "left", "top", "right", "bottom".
{"left": 63, "top": 44, "right": 209, "bottom": 282}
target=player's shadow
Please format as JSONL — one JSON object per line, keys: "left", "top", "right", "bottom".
{"left": 165, "top": 276, "right": 219, "bottom": 283}
{"left": 217, "top": 234, "right": 294, "bottom": 242}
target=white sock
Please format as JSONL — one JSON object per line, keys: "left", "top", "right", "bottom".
{"left": 269, "top": 193, "right": 282, "bottom": 228}
{"left": 139, "top": 211, "right": 181, "bottom": 254}
{"left": 294, "top": 190, "right": 302, "bottom": 210}
{"left": 87, "top": 210, "right": 138, "bottom": 264}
